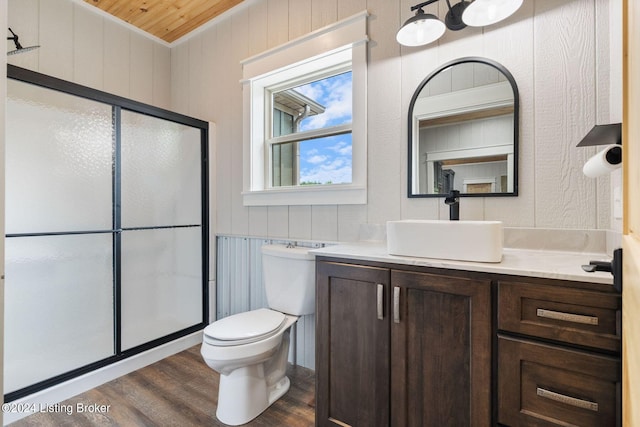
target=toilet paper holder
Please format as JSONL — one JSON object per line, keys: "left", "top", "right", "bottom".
{"left": 577, "top": 123, "right": 622, "bottom": 178}
{"left": 576, "top": 123, "right": 621, "bottom": 147}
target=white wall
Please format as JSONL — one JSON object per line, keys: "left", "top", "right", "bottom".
{"left": 7, "top": 0, "right": 171, "bottom": 108}
{"left": 6, "top": 0, "right": 620, "bottom": 245}
{"left": 2, "top": 0, "right": 621, "bottom": 389}
{"left": 171, "top": 0, "right": 620, "bottom": 241}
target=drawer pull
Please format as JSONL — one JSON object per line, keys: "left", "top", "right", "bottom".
{"left": 537, "top": 387, "right": 599, "bottom": 412}
{"left": 536, "top": 308, "right": 599, "bottom": 326}
{"left": 377, "top": 284, "right": 384, "bottom": 320}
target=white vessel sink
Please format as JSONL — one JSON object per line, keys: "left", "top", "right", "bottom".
{"left": 387, "top": 220, "right": 503, "bottom": 263}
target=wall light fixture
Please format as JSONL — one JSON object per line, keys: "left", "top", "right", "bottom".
{"left": 396, "top": 0, "right": 523, "bottom": 47}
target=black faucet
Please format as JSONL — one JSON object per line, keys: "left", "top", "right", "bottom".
{"left": 444, "top": 190, "right": 460, "bottom": 221}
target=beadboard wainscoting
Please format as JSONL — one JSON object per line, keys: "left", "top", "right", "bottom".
{"left": 216, "top": 235, "right": 327, "bottom": 370}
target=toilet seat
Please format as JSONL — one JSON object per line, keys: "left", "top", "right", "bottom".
{"left": 203, "top": 308, "right": 286, "bottom": 347}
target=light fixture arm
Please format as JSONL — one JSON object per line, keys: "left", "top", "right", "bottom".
{"left": 407, "top": 1, "right": 469, "bottom": 32}
{"left": 410, "top": 0, "right": 439, "bottom": 12}
{"left": 445, "top": 0, "right": 455, "bottom": 12}
{"left": 444, "top": 0, "right": 469, "bottom": 31}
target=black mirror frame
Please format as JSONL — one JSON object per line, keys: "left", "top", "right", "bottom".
{"left": 407, "top": 56, "right": 519, "bottom": 198}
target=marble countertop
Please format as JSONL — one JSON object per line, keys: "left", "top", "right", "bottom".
{"left": 310, "top": 242, "right": 614, "bottom": 285}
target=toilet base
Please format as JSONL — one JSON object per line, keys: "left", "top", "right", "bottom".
{"left": 216, "top": 364, "right": 291, "bottom": 426}
{"left": 203, "top": 315, "right": 297, "bottom": 425}
{"left": 268, "top": 375, "right": 291, "bottom": 405}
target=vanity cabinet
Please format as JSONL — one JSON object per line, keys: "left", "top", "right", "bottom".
{"left": 316, "top": 259, "right": 492, "bottom": 427}
{"left": 315, "top": 256, "right": 622, "bottom": 427}
{"left": 497, "top": 280, "right": 622, "bottom": 427}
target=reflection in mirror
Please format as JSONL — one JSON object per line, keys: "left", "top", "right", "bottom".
{"left": 408, "top": 57, "right": 519, "bottom": 197}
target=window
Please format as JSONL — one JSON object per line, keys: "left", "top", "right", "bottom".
{"left": 242, "top": 12, "right": 368, "bottom": 206}
{"left": 270, "top": 69, "right": 353, "bottom": 187}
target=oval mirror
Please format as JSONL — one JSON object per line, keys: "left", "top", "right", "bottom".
{"left": 408, "top": 57, "right": 519, "bottom": 197}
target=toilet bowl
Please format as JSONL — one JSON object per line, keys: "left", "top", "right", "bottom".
{"left": 201, "top": 244, "right": 315, "bottom": 426}
{"left": 201, "top": 309, "right": 298, "bottom": 425}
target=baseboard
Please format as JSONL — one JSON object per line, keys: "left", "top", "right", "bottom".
{"left": 3, "top": 332, "right": 203, "bottom": 425}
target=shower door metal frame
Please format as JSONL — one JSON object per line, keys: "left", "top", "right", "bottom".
{"left": 5, "top": 64, "right": 209, "bottom": 402}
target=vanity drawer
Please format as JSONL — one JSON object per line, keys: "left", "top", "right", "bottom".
{"left": 498, "top": 335, "right": 621, "bottom": 427}
{"left": 498, "top": 281, "right": 621, "bottom": 352}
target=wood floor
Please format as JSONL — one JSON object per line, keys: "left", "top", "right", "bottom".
{"left": 9, "top": 346, "right": 316, "bottom": 427}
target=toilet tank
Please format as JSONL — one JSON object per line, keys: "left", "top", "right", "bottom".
{"left": 261, "top": 244, "right": 315, "bottom": 316}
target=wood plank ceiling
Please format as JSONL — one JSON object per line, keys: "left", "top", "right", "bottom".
{"left": 83, "top": 0, "right": 244, "bottom": 43}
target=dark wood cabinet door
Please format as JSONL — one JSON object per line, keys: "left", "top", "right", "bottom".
{"left": 316, "top": 261, "right": 391, "bottom": 427}
{"left": 390, "top": 270, "right": 492, "bottom": 427}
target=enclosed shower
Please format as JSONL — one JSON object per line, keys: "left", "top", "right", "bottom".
{"left": 4, "top": 66, "right": 209, "bottom": 401}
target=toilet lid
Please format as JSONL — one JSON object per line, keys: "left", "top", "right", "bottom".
{"left": 204, "top": 308, "right": 286, "bottom": 342}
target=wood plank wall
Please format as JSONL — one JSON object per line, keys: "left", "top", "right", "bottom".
{"left": 4, "top": 0, "right": 620, "bottom": 264}
{"left": 6, "top": 0, "right": 622, "bottom": 380}
{"left": 7, "top": 0, "right": 171, "bottom": 109}
{"left": 169, "top": 0, "right": 619, "bottom": 245}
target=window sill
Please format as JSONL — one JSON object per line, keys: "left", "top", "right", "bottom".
{"left": 242, "top": 185, "right": 366, "bottom": 206}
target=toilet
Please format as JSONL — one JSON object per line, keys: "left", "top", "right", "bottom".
{"left": 201, "top": 244, "right": 315, "bottom": 426}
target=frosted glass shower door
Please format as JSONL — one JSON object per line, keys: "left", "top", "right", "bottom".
{"left": 4, "top": 235, "right": 114, "bottom": 393}
{"left": 5, "top": 80, "right": 115, "bottom": 394}
{"left": 120, "top": 110, "right": 203, "bottom": 350}
{"left": 5, "top": 80, "right": 113, "bottom": 234}
{"left": 5, "top": 67, "right": 207, "bottom": 400}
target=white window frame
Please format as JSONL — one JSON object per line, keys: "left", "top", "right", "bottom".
{"left": 241, "top": 11, "right": 368, "bottom": 206}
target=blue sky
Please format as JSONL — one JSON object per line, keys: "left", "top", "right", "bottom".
{"left": 294, "top": 72, "right": 352, "bottom": 184}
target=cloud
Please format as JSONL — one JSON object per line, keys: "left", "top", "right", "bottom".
{"left": 295, "top": 72, "right": 352, "bottom": 131}
{"left": 324, "top": 158, "right": 346, "bottom": 169}
{"left": 301, "top": 165, "right": 352, "bottom": 184}
{"left": 296, "top": 120, "right": 353, "bottom": 185}
{"left": 300, "top": 153, "right": 352, "bottom": 184}
{"left": 296, "top": 84, "right": 323, "bottom": 102}
{"left": 307, "top": 154, "right": 328, "bottom": 164}
{"left": 329, "top": 141, "right": 352, "bottom": 156}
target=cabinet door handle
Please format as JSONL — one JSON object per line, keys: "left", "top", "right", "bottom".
{"left": 537, "top": 387, "right": 599, "bottom": 412}
{"left": 377, "top": 284, "right": 384, "bottom": 320}
{"left": 536, "top": 308, "right": 599, "bottom": 326}
{"left": 393, "top": 286, "right": 400, "bottom": 324}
